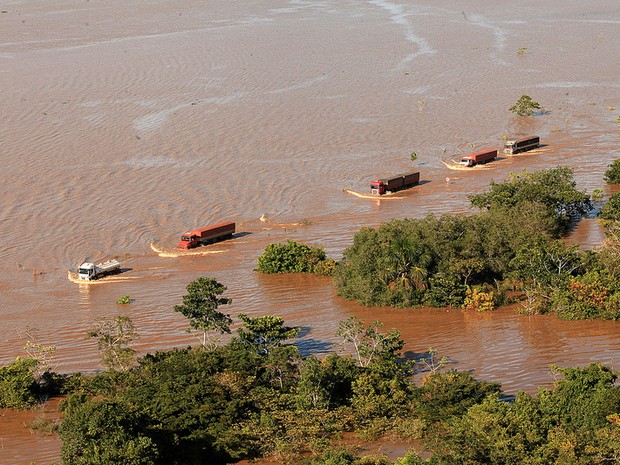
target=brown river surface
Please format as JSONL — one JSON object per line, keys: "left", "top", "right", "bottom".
{"left": 1, "top": 0, "right": 620, "bottom": 462}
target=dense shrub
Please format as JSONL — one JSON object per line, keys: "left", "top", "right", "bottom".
{"left": 0, "top": 357, "right": 38, "bottom": 409}
{"left": 429, "top": 364, "right": 620, "bottom": 464}
{"left": 551, "top": 271, "right": 620, "bottom": 320}
{"left": 604, "top": 159, "right": 620, "bottom": 184}
{"left": 334, "top": 209, "right": 555, "bottom": 309}
{"left": 599, "top": 192, "right": 620, "bottom": 222}
{"left": 469, "top": 166, "right": 592, "bottom": 236}
{"left": 59, "top": 395, "right": 159, "bottom": 465}
{"left": 257, "top": 240, "right": 335, "bottom": 275}
{"left": 410, "top": 371, "right": 501, "bottom": 422}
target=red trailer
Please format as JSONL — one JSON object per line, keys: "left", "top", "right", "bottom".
{"left": 459, "top": 149, "right": 497, "bottom": 167}
{"left": 370, "top": 172, "right": 420, "bottom": 195}
{"left": 177, "top": 221, "right": 236, "bottom": 249}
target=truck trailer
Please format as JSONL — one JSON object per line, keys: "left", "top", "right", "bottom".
{"left": 78, "top": 259, "right": 121, "bottom": 281}
{"left": 177, "top": 221, "right": 236, "bottom": 249}
{"left": 459, "top": 149, "right": 498, "bottom": 167}
{"left": 370, "top": 172, "right": 420, "bottom": 195}
{"left": 503, "top": 136, "right": 540, "bottom": 155}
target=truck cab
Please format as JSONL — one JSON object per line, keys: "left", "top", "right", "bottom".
{"left": 503, "top": 140, "right": 517, "bottom": 153}
{"left": 78, "top": 263, "right": 96, "bottom": 280}
{"left": 177, "top": 234, "right": 199, "bottom": 249}
{"left": 370, "top": 180, "right": 387, "bottom": 195}
{"left": 459, "top": 157, "right": 474, "bottom": 167}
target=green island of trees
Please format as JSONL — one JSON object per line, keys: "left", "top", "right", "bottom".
{"left": 330, "top": 166, "right": 620, "bottom": 320}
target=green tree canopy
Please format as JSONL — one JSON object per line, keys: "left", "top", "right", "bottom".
{"left": 604, "top": 158, "right": 620, "bottom": 184}
{"left": 509, "top": 94, "right": 542, "bottom": 116}
{"left": 0, "top": 357, "right": 38, "bottom": 409}
{"left": 257, "top": 240, "right": 334, "bottom": 275}
{"left": 173, "top": 277, "right": 232, "bottom": 348}
{"left": 599, "top": 192, "right": 620, "bottom": 223}
{"left": 469, "top": 167, "right": 592, "bottom": 235}
{"left": 59, "top": 394, "right": 159, "bottom": 465}
{"left": 237, "top": 314, "right": 300, "bottom": 356}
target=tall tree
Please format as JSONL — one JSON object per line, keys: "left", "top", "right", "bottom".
{"left": 173, "top": 277, "right": 232, "bottom": 348}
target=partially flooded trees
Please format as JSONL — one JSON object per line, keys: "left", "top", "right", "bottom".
{"left": 0, "top": 357, "right": 38, "bottom": 408}
{"left": 604, "top": 158, "right": 620, "bottom": 184}
{"left": 469, "top": 167, "right": 593, "bottom": 235}
{"left": 88, "top": 315, "right": 139, "bottom": 372}
{"left": 257, "top": 240, "right": 335, "bottom": 275}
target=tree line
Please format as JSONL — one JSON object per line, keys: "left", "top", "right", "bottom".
{"left": 2, "top": 302, "right": 619, "bottom": 464}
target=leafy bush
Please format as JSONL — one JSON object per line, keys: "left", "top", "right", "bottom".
{"left": 463, "top": 286, "right": 496, "bottom": 311}
{"left": 599, "top": 192, "right": 620, "bottom": 222}
{"left": 411, "top": 371, "right": 501, "bottom": 422}
{"left": 604, "top": 159, "right": 620, "bottom": 184}
{"left": 59, "top": 395, "right": 160, "bottom": 465}
{"left": 469, "top": 167, "right": 592, "bottom": 235}
{"left": 551, "top": 271, "right": 620, "bottom": 320}
{"left": 424, "top": 273, "right": 467, "bottom": 307}
{"left": 0, "top": 357, "right": 38, "bottom": 408}
{"left": 116, "top": 295, "right": 132, "bottom": 305}
{"left": 257, "top": 240, "right": 334, "bottom": 275}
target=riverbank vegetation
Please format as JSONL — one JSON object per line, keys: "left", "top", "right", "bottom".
{"left": 2, "top": 311, "right": 619, "bottom": 465}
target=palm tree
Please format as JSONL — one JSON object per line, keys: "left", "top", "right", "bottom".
{"left": 381, "top": 234, "right": 431, "bottom": 291}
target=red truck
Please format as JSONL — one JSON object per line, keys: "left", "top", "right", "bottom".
{"left": 503, "top": 136, "right": 540, "bottom": 155}
{"left": 459, "top": 149, "right": 497, "bottom": 167}
{"left": 177, "top": 221, "right": 236, "bottom": 249}
{"left": 370, "top": 172, "right": 420, "bottom": 195}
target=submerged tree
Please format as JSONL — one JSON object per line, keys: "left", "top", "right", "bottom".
{"left": 173, "top": 277, "right": 232, "bottom": 348}
{"left": 509, "top": 94, "right": 542, "bottom": 116}
{"left": 88, "top": 315, "right": 139, "bottom": 372}
{"left": 469, "top": 167, "right": 592, "bottom": 235}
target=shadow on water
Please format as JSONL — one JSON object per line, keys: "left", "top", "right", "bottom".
{"left": 296, "top": 338, "right": 334, "bottom": 355}
{"left": 403, "top": 349, "right": 459, "bottom": 372}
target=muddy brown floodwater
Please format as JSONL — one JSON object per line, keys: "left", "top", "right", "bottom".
{"left": 1, "top": 0, "right": 620, "bottom": 462}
